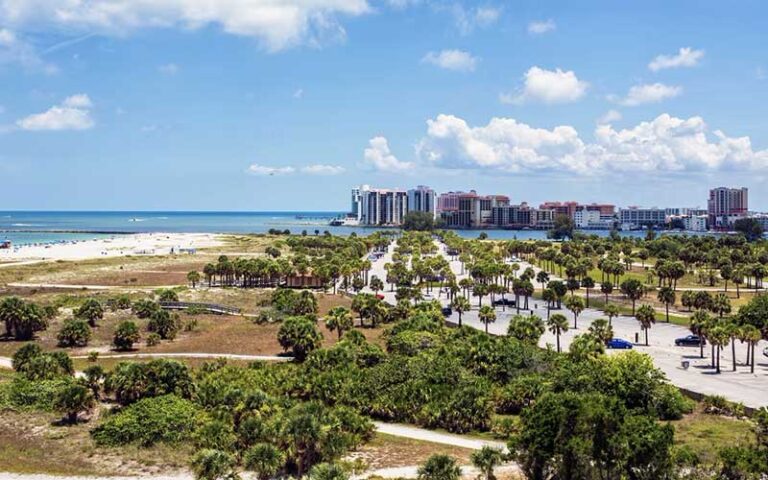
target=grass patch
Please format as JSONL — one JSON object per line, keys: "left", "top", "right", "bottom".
{"left": 671, "top": 411, "right": 754, "bottom": 463}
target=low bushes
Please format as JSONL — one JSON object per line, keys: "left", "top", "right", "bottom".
{"left": 91, "top": 394, "right": 200, "bottom": 446}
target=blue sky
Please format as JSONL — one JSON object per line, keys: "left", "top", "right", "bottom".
{"left": 1, "top": 0, "right": 767, "bottom": 211}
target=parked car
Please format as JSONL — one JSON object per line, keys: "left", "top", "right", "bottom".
{"left": 492, "top": 298, "right": 515, "bottom": 307}
{"left": 440, "top": 306, "right": 453, "bottom": 317}
{"left": 375, "top": 294, "right": 385, "bottom": 300}
{"left": 607, "top": 338, "right": 633, "bottom": 349}
{"left": 675, "top": 335, "right": 705, "bottom": 347}
{"left": 763, "top": 346, "right": 768, "bottom": 358}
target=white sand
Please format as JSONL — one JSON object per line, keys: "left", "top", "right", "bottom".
{"left": 0, "top": 233, "right": 221, "bottom": 263}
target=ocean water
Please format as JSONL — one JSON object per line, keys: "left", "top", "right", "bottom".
{"left": 1, "top": 210, "right": 672, "bottom": 246}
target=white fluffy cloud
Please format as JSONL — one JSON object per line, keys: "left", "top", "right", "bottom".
{"left": 597, "top": 110, "right": 622, "bottom": 124}
{"left": 248, "top": 163, "right": 345, "bottom": 176}
{"left": 422, "top": 49, "right": 478, "bottom": 72}
{"left": 501, "top": 66, "right": 588, "bottom": 105}
{"left": 527, "top": 19, "right": 556, "bottom": 35}
{"left": 649, "top": 47, "right": 704, "bottom": 71}
{"left": 248, "top": 164, "right": 296, "bottom": 176}
{"left": 300, "top": 164, "right": 345, "bottom": 175}
{"left": 413, "top": 113, "right": 768, "bottom": 175}
{"left": 16, "top": 94, "right": 94, "bottom": 131}
{"left": 0, "top": 0, "right": 371, "bottom": 52}
{"left": 0, "top": 28, "right": 57, "bottom": 73}
{"left": 452, "top": 4, "right": 500, "bottom": 35}
{"left": 363, "top": 136, "right": 414, "bottom": 172}
{"left": 615, "top": 83, "right": 682, "bottom": 106}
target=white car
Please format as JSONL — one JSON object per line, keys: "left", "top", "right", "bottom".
{"left": 763, "top": 346, "right": 768, "bottom": 358}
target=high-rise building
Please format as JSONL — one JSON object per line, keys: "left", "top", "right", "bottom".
{"left": 440, "top": 191, "right": 509, "bottom": 228}
{"left": 407, "top": 185, "right": 437, "bottom": 219}
{"left": 350, "top": 185, "right": 370, "bottom": 221}
{"left": 360, "top": 188, "right": 408, "bottom": 226}
{"left": 708, "top": 187, "right": 748, "bottom": 229}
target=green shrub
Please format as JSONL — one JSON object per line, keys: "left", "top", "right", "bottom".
{"left": 74, "top": 298, "right": 104, "bottom": 327}
{"left": 194, "top": 419, "right": 238, "bottom": 452}
{"left": 146, "top": 332, "right": 161, "bottom": 347}
{"left": 147, "top": 309, "right": 180, "bottom": 340}
{"left": 12, "top": 345, "right": 73, "bottom": 380}
{"left": 104, "top": 359, "right": 194, "bottom": 405}
{"left": 113, "top": 320, "right": 140, "bottom": 350}
{"left": 91, "top": 395, "right": 200, "bottom": 446}
{"left": 132, "top": 299, "right": 160, "bottom": 318}
{"left": 57, "top": 318, "right": 92, "bottom": 347}
{"left": 0, "top": 376, "right": 74, "bottom": 411}
{"left": 702, "top": 395, "right": 745, "bottom": 417}
{"left": 653, "top": 384, "right": 693, "bottom": 420}
{"left": 157, "top": 289, "right": 180, "bottom": 302}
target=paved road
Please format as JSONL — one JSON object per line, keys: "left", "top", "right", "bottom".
{"left": 363, "top": 240, "right": 768, "bottom": 409}
{"left": 374, "top": 422, "right": 506, "bottom": 452}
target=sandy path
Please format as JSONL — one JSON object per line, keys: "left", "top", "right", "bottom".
{"left": 69, "top": 353, "right": 291, "bottom": 362}
{"left": 373, "top": 422, "right": 507, "bottom": 452}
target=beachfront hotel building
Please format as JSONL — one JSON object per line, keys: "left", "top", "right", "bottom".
{"left": 359, "top": 187, "right": 409, "bottom": 226}
{"left": 438, "top": 191, "right": 510, "bottom": 228}
{"left": 708, "top": 187, "right": 748, "bottom": 229}
{"left": 619, "top": 207, "right": 667, "bottom": 229}
{"left": 407, "top": 185, "right": 437, "bottom": 219}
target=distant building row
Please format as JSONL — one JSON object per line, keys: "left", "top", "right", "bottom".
{"left": 347, "top": 185, "right": 755, "bottom": 232}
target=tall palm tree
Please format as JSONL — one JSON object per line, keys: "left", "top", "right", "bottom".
{"left": 187, "top": 271, "right": 201, "bottom": 288}
{"left": 708, "top": 325, "right": 729, "bottom": 374}
{"left": 742, "top": 325, "right": 761, "bottom": 374}
{"left": 657, "top": 286, "right": 676, "bottom": 322}
{"left": 451, "top": 295, "right": 471, "bottom": 327}
{"left": 711, "top": 293, "right": 732, "bottom": 318}
{"left": 478, "top": 305, "right": 496, "bottom": 334}
{"left": 581, "top": 276, "right": 595, "bottom": 307}
{"left": 325, "top": 306, "right": 352, "bottom": 339}
{"left": 564, "top": 296, "right": 585, "bottom": 329}
{"left": 603, "top": 303, "right": 620, "bottom": 326}
{"left": 547, "top": 313, "right": 569, "bottom": 353}
{"left": 542, "top": 288, "right": 555, "bottom": 319}
{"left": 635, "top": 304, "right": 656, "bottom": 346}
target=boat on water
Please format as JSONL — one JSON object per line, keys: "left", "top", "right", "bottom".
{"left": 329, "top": 216, "right": 360, "bottom": 227}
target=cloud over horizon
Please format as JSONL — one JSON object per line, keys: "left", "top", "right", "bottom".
{"left": 248, "top": 163, "right": 345, "bottom": 176}
{"left": 410, "top": 113, "right": 768, "bottom": 175}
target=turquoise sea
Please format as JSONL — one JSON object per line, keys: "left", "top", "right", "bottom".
{"left": 1, "top": 211, "right": 681, "bottom": 246}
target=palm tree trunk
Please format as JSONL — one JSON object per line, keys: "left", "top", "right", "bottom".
{"left": 751, "top": 342, "right": 756, "bottom": 374}
{"left": 556, "top": 333, "right": 561, "bottom": 353}
{"left": 732, "top": 339, "right": 736, "bottom": 371}
{"left": 645, "top": 328, "right": 649, "bottom": 346}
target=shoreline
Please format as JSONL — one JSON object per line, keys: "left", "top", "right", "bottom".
{"left": 0, "top": 232, "right": 222, "bottom": 262}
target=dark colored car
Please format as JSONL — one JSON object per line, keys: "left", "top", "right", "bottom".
{"left": 607, "top": 338, "right": 633, "bottom": 349}
{"left": 675, "top": 335, "right": 705, "bottom": 347}
{"left": 492, "top": 298, "right": 515, "bottom": 307}
{"left": 441, "top": 306, "right": 453, "bottom": 317}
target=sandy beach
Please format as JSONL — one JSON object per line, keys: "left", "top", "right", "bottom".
{"left": 0, "top": 233, "right": 222, "bottom": 263}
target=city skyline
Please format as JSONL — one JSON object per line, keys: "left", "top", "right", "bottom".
{"left": 1, "top": 1, "right": 768, "bottom": 211}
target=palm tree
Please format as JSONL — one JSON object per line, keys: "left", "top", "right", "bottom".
{"left": 742, "top": 325, "right": 761, "bottom": 374}
{"left": 620, "top": 279, "right": 645, "bottom": 315}
{"left": 542, "top": 288, "right": 555, "bottom": 319}
{"left": 588, "top": 318, "right": 614, "bottom": 345}
{"left": 369, "top": 275, "right": 384, "bottom": 297}
{"left": 473, "top": 283, "right": 489, "bottom": 308}
{"left": 478, "top": 305, "right": 496, "bottom": 334}
{"left": 564, "top": 295, "right": 585, "bottom": 329}
{"left": 711, "top": 293, "right": 732, "bottom": 318}
{"left": 547, "top": 313, "right": 569, "bottom": 353}
{"left": 470, "top": 446, "right": 504, "bottom": 480}
{"left": 601, "top": 281, "right": 613, "bottom": 303}
{"left": 635, "top": 304, "right": 656, "bottom": 346}
{"left": 451, "top": 295, "right": 471, "bottom": 327}
{"left": 581, "top": 276, "right": 595, "bottom": 307}
{"left": 325, "top": 306, "right": 352, "bottom": 339}
{"left": 244, "top": 443, "right": 285, "bottom": 480}
{"left": 657, "top": 286, "right": 676, "bottom": 322}
{"left": 603, "top": 303, "right": 620, "bottom": 326}
{"left": 417, "top": 454, "right": 461, "bottom": 480}
{"left": 689, "top": 310, "right": 710, "bottom": 359}
{"left": 708, "top": 325, "right": 729, "bottom": 374}
{"left": 535, "top": 270, "right": 550, "bottom": 292}
{"left": 187, "top": 270, "right": 201, "bottom": 288}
